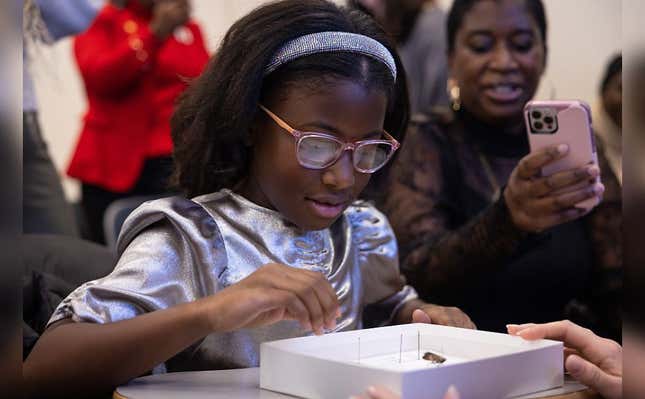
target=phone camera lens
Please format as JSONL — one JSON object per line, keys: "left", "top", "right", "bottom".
{"left": 531, "top": 110, "right": 542, "bottom": 119}
{"left": 534, "top": 121, "right": 544, "bottom": 130}
{"left": 544, "top": 116, "right": 554, "bottom": 124}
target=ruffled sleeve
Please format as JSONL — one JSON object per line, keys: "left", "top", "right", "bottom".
{"left": 347, "top": 201, "right": 417, "bottom": 327}
{"left": 47, "top": 196, "right": 227, "bottom": 327}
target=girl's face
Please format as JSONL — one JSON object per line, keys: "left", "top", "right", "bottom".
{"left": 240, "top": 79, "right": 388, "bottom": 231}
{"left": 449, "top": 0, "right": 545, "bottom": 127}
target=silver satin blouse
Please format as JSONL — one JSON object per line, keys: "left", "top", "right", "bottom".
{"left": 48, "top": 189, "right": 417, "bottom": 372}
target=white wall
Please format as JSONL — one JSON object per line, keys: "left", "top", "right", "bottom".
{"left": 29, "top": 0, "right": 621, "bottom": 201}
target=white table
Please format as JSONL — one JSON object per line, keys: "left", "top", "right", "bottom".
{"left": 115, "top": 368, "right": 591, "bottom": 399}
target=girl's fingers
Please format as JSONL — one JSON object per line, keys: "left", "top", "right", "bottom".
{"left": 263, "top": 288, "right": 311, "bottom": 331}
{"left": 291, "top": 278, "right": 326, "bottom": 335}
{"left": 249, "top": 264, "right": 339, "bottom": 334}
{"left": 317, "top": 282, "right": 341, "bottom": 330}
{"left": 298, "top": 270, "right": 340, "bottom": 330}
{"left": 419, "top": 305, "right": 475, "bottom": 329}
{"left": 285, "top": 271, "right": 337, "bottom": 334}
{"left": 412, "top": 308, "right": 432, "bottom": 324}
{"left": 260, "top": 265, "right": 326, "bottom": 334}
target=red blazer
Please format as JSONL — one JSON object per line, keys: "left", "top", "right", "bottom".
{"left": 67, "top": 2, "right": 209, "bottom": 192}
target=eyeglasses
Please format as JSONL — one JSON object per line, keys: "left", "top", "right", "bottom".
{"left": 259, "top": 104, "right": 400, "bottom": 174}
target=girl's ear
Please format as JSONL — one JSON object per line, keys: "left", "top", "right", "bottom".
{"left": 247, "top": 110, "right": 266, "bottom": 146}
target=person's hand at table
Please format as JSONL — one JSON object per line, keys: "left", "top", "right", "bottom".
{"left": 395, "top": 299, "right": 476, "bottom": 329}
{"left": 504, "top": 144, "right": 604, "bottom": 233}
{"left": 412, "top": 306, "right": 476, "bottom": 329}
{"left": 351, "top": 384, "right": 460, "bottom": 399}
{"left": 507, "top": 320, "right": 622, "bottom": 399}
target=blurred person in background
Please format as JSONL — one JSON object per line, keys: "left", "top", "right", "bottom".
{"left": 22, "top": 0, "right": 119, "bottom": 368}
{"left": 3, "top": 2, "right": 23, "bottom": 396}
{"left": 594, "top": 54, "right": 621, "bottom": 185}
{"left": 67, "top": 0, "right": 209, "bottom": 244}
{"left": 623, "top": 50, "right": 645, "bottom": 399}
{"left": 349, "top": 0, "right": 449, "bottom": 116}
{"left": 380, "top": 0, "right": 621, "bottom": 341}
{"left": 566, "top": 54, "right": 622, "bottom": 343}
{"left": 23, "top": 0, "right": 104, "bottom": 236}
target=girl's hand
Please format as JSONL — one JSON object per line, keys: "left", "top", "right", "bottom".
{"left": 504, "top": 144, "right": 604, "bottom": 233}
{"left": 412, "top": 306, "right": 476, "bottom": 330}
{"left": 351, "top": 384, "right": 460, "bottom": 399}
{"left": 197, "top": 263, "right": 340, "bottom": 335}
{"left": 508, "top": 320, "right": 622, "bottom": 399}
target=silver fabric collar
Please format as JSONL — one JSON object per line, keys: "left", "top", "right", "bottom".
{"left": 264, "top": 31, "right": 397, "bottom": 81}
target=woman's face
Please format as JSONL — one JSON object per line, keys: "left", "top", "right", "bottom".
{"left": 602, "top": 71, "right": 622, "bottom": 129}
{"left": 449, "top": 0, "right": 546, "bottom": 126}
{"left": 240, "top": 79, "right": 388, "bottom": 231}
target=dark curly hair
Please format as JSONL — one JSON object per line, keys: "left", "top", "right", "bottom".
{"left": 170, "top": 0, "right": 409, "bottom": 198}
{"left": 446, "top": 0, "right": 548, "bottom": 56}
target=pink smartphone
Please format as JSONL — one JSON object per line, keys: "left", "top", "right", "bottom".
{"left": 524, "top": 100, "right": 601, "bottom": 211}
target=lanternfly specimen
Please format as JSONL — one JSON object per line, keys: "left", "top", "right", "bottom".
{"left": 422, "top": 351, "right": 446, "bottom": 363}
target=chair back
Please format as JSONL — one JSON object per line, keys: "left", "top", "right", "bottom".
{"left": 103, "top": 195, "right": 171, "bottom": 252}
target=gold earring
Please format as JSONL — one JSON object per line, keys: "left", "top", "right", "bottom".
{"left": 447, "top": 78, "right": 461, "bottom": 111}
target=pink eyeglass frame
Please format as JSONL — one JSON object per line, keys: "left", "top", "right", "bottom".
{"left": 259, "top": 104, "right": 400, "bottom": 173}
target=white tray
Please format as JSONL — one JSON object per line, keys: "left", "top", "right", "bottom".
{"left": 260, "top": 323, "right": 563, "bottom": 399}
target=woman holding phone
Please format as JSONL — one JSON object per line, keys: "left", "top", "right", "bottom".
{"left": 380, "top": 0, "right": 621, "bottom": 340}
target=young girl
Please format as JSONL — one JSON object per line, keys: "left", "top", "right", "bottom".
{"left": 24, "top": 0, "right": 473, "bottom": 396}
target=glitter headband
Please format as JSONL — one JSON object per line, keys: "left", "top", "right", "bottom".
{"left": 264, "top": 31, "right": 397, "bottom": 81}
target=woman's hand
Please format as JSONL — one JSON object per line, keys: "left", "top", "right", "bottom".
{"left": 504, "top": 144, "right": 604, "bottom": 233}
{"left": 197, "top": 263, "right": 340, "bottom": 335}
{"left": 150, "top": 0, "right": 190, "bottom": 39}
{"left": 508, "top": 320, "right": 622, "bottom": 399}
{"left": 351, "top": 384, "right": 460, "bottom": 399}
